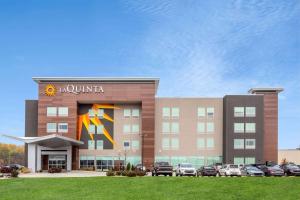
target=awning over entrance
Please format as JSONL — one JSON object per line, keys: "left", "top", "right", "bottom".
{"left": 2, "top": 134, "right": 83, "bottom": 148}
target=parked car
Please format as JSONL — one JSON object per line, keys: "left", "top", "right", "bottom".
{"left": 197, "top": 166, "right": 217, "bottom": 177}
{"left": 151, "top": 162, "right": 173, "bottom": 176}
{"left": 240, "top": 166, "right": 264, "bottom": 176}
{"left": 258, "top": 165, "right": 284, "bottom": 176}
{"left": 135, "top": 164, "right": 146, "bottom": 171}
{"left": 218, "top": 164, "right": 242, "bottom": 176}
{"left": 281, "top": 163, "right": 300, "bottom": 176}
{"left": 175, "top": 163, "right": 196, "bottom": 176}
{"left": 213, "top": 163, "right": 223, "bottom": 172}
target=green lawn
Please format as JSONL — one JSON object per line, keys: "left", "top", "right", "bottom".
{"left": 1, "top": 177, "right": 299, "bottom": 200}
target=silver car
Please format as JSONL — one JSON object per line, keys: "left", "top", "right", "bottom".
{"left": 175, "top": 163, "right": 196, "bottom": 176}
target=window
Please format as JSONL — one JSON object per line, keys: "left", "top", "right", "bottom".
{"left": 245, "top": 107, "right": 256, "bottom": 117}
{"left": 124, "top": 109, "right": 131, "bottom": 117}
{"left": 234, "top": 123, "right": 244, "bottom": 133}
{"left": 198, "top": 107, "right": 205, "bottom": 117}
{"left": 171, "top": 107, "right": 179, "bottom": 118}
{"left": 234, "top": 157, "right": 244, "bottom": 165}
{"left": 123, "top": 141, "right": 130, "bottom": 150}
{"left": 197, "top": 138, "right": 205, "bottom": 149}
{"left": 162, "top": 122, "right": 170, "bottom": 133}
{"left": 197, "top": 122, "right": 205, "bottom": 133}
{"left": 162, "top": 107, "right": 170, "bottom": 118}
{"left": 207, "top": 107, "right": 214, "bottom": 118}
{"left": 97, "top": 125, "right": 104, "bottom": 134}
{"left": 234, "top": 139, "right": 244, "bottom": 149}
{"left": 88, "top": 140, "right": 95, "bottom": 150}
{"left": 207, "top": 122, "right": 215, "bottom": 133}
{"left": 47, "top": 123, "right": 56, "bottom": 133}
{"left": 123, "top": 124, "right": 131, "bottom": 134}
{"left": 47, "top": 107, "right": 57, "bottom": 117}
{"left": 206, "top": 138, "right": 214, "bottom": 148}
{"left": 245, "top": 123, "right": 256, "bottom": 133}
{"left": 234, "top": 107, "right": 244, "bottom": 117}
{"left": 132, "top": 109, "right": 140, "bottom": 117}
{"left": 58, "top": 123, "right": 68, "bottom": 133}
{"left": 171, "top": 122, "right": 179, "bottom": 134}
{"left": 98, "top": 109, "right": 104, "bottom": 118}
{"left": 132, "top": 124, "right": 139, "bottom": 133}
{"left": 132, "top": 140, "right": 139, "bottom": 150}
{"left": 245, "top": 139, "right": 256, "bottom": 149}
{"left": 162, "top": 138, "right": 170, "bottom": 150}
{"left": 96, "top": 140, "right": 103, "bottom": 150}
{"left": 171, "top": 138, "right": 179, "bottom": 150}
{"left": 58, "top": 107, "right": 68, "bottom": 117}
{"left": 245, "top": 157, "right": 255, "bottom": 164}
{"left": 89, "top": 125, "right": 96, "bottom": 134}
{"left": 88, "top": 109, "right": 95, "bottom": 117}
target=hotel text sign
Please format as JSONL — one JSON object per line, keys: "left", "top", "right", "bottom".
{"left": 59, "top": 84, "right": 104, "bottom": 95}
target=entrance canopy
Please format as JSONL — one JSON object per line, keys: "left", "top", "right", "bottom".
{"left": 2, "top": 134, "right": 83, "bottom": 148}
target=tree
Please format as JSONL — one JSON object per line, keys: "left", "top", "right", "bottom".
{"left": 0, "top": 143, "right": 24, "bottom": 165}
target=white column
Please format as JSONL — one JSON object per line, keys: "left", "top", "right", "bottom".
{"left": 67, "top": 146, "right": 72, "bottom": 171}
{"left": 36, "top": 145, "right": 42, "bottom": 171}
{"left": 27, "top": 144, "right": 36, "bottom": 172}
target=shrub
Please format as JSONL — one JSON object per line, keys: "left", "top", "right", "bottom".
{"left": 136, "top": 170, "right": 146, "bottom": 176}
{"left": 115, "top": 171, "right": 122, "bottom": 176}
{"left": 126, "top": 163, "right": 131, "bottom": 171}
{"left": 126, "top": 171, "right": 137, "bottom": 177}
{"left": 121, "top": 171, "right": 128, "bottom": 176}
{"left": 131, "top": 165, "right": 136, "bottom": 171}
{"left": 106, "top": 170, "right": 115, "bottom": 176}
{"left": 20, "top": 167, "right": 31, "bottom": 174}
{"left": 0, "top": 166, "right": 12, "bottom": 174}
{"left": 48, "top": 167, "right": 62, "bottom": 173}
{"left": 11, "top": 169, "right": 19, "bottom": 178}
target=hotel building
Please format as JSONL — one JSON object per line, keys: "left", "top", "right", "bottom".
{"left": 7, "top": 77, "right": 283, "bottom": 172}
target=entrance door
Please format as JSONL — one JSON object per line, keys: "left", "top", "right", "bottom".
{"left": 48, "top": 155, "right": 66, "bottom": 169}
{"left": 42, "top": 155, "right": 49, "bottom": 170}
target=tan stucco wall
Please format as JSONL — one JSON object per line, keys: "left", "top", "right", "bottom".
{"left": 278, "top": 149, "right": 300, "bottom": 164}
{"left": 155, "top": 98, "right": 223, "bottom": 160}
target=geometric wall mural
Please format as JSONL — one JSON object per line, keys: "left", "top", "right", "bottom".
{"left": 77, "top": 104, "right": 119, "bottom": 146}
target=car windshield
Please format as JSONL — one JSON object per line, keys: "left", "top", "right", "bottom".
{"left": 229, "top": 165, "right": 238, "bottom": 168}
{"left": 158, "top": 162, "right": 169, "bottom": 166}
{"left": 181, "top": 164, "right": 192, "bottom": 168}
{"left": 272, "top": 165, "right": 281, "bottom": 169}
{"left": 246, "top": 166, "right": 258, "bottom": 170}
{"left": 204, "top": 166, "right": 214, "bottom": 169}
{"left": 288, "top": 164, "right": 299, "bottom": 168}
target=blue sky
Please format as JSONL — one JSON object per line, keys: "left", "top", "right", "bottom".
{"left": 0, "top": 0, "right": 299, "bottom": 148}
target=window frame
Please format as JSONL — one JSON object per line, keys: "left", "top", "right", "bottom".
{"left": 57, "top": 123, "right": 68, "bottom": 133}
{"left": 58, "top": 107, "right": 68, "bottom": 117}
{"left": 47, "top": 123, "right": 57, "bottom": 133}
{"left": 47, "top": 107, "right": 57, "bottom": 117}
{"left": 234, "top": 107, "right": 244, "bottom": 117}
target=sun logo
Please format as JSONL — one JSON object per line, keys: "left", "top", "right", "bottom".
{"left": 45, "top": 84, "right": 57, "bottom": 96}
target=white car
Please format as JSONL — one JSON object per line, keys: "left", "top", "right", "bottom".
{"left": 218, "top": 164, "right": 242, "bottom": 176}
{"left": 175, "top": 163, "right": 196, "bottom": 176}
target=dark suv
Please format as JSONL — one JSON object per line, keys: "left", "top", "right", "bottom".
{"left": 151, "top": 162, "right": 173, "bottom": 176}
{"left": 281, "top": 163, "right": 300, "bottom": 176}
{"left": 197, "top": 166, "right": 217, "bottom": 177}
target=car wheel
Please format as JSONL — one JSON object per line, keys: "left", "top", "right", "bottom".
{"left": 180, "top": 174, "right": 183, "bottom": 177}
{"left": 169, "top": 173, "right": 173, "bottom": 177}
{"left": 176, "top": 173, "right": 178, "bottom": 177}
{"left": 152, "top": 172, "right": 154, "bottom": 176}
{"left": 164, "top": 174, "right": 167, "bottom": 176}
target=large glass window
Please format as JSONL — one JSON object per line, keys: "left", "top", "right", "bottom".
{"left": 80, "top": 156, "right": 94, "bottom": 169}
{"left": 197, "top": 138, "right": 205, "bottom": 149}
{"left": 234, "top": 107, "right": 244, "bottom": 117}
{"left": 162, "top": 138, "right": 170, "bottom": 150}
{"left": 171, "top": 122, "right": 179, "bottom": 134}
{"left": 197, "top": 122, "right": 205, "bottom": 133}
{"left": 88, "top": 140, "right": 95, "bottom": 150}
{"left": 245, "top": 107, "right": 256, "bottom": 117}
{"left": 123, "top": 124, "right": 131, "bottom": 134}
{"left": 207, "top": 122, "right": 215, "bottom": 133}
{"left": 162, "top": 122, "right": 170, "bottom": 133}
{"left": 58, "top": 123, "right": 68, "bottom": 133}
{"left": 98, "top": 109, "right": 104, "bottom": 118}
{"left": 97, "top": 125, "right": 104, "bottom": 134}
{"left": 245, "top": 123, "right": 256, "bottom": 133}
{"left": 171, "top": 107, "right": 180, "bottom": 118}
{"left": 171, "top": 138, "right": 179, "bottom": 150}
{"left": 197, "top": 107, "right": 205, "bottom": 117}
{"left": 96, "top": 140, "right": 103, "bottom": 150}
{"left": 47, "top": 123, "right": 57, "bottom": 133}
{"left": 207, "top": 107, "right": 214, "bottom": 118}
{"left": 132, "top": 140, "right": 139, "bottom": 150}
{"left": 163, "top": 107, "right": 170, "bottom": 118}
{"left": 245, "top": 157, "right": 255, "bottom": 164}
{"left": 132, "top": 124, "right": 139, "bottom": 133}
{"left": 124, "top": 109, "right": 131, "bottom": 117}
{"left": 47, "top": 107, "right": 57, "bottom": 117}
{"left": 58, "top": 107, "right": 68, "bottom": 117}
{"left": 234, "top": 157, "right": 244, "bottom": 165}
{"left": 89, "top": 125, "right": 96, "bottom": 134}
{"left": 206, "top": 138, "right": 214, "bottom": 148}
{"left": 245, "top": 139, "right": 256, "bottom": 149}
{"left": 234, "top": 139, "right": 244, "bottom": 149}
{"left": 234, "top": 123, "right": 244, "bottom": 133}
{"left": 132, "top": 109, "right": 140, "bottom": 117}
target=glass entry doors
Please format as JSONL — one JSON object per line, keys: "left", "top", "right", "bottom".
{"left": 48, "top": 155, "right": 66, "bottom": 169}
